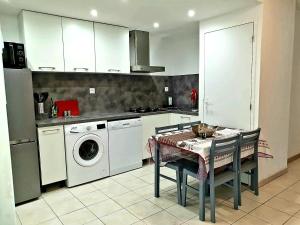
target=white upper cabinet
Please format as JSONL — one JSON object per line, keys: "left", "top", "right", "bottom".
{"left": 94, "top": 23, "right": 130, "bottom": 73}
{"left": 62, "top": 18, "right": 95, "bottom": 72}
{"left": 20, "top": 11, "right": 64, "bottom": 72}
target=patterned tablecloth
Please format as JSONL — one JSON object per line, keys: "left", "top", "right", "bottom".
{"left": 148, "top": 128, "right": 272, "bottom": 180}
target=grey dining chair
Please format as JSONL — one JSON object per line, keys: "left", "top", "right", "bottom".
{"left": 178, "top": 121, "right": 201, "bottom": 130}
{"left": 155, "top": 124, "right": 184, "bottom": 204}
{"left": 238, "top": 128, "right": 261, "bottom": 206}
{"left": 181, "top": 135, "right": 240, "bottom": 223}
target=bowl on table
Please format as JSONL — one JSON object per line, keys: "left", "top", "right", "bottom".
{"left": 192, "top": 123, "right": 216, "bottom": 138}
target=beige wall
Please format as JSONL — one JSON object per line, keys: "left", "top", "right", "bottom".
{"left": 258, "top": 0, "right": 296, "bottom": 179}
{"left": 289, "top": 10, "right": 300, "bottom": 159}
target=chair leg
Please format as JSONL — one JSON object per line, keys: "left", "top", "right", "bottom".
{"left": 234, "top": 173, "right": 239, "bottom": 210}
{"left": 254, "top": 167, "right": 259, "bottom": 196}
{"left": 210, "top": 184, "right": 216, "bottom": 223}
{"left": 238, "top": 173, "right": 241, "bottom": 206}
{"left": 176, "top": 168, "right": 182, "bottom": 205}
{"left": 250, "top": 169, "right": 255, "bottom": 191}
{"left": 182, "top": 170, "right": 188, "bottom": 207}
{"left": 199, "top": 181, "right": 206, "bottom": 221}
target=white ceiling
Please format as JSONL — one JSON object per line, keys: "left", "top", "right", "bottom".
{"left": 0, "top": 0, "right": 260, "bottom": 32}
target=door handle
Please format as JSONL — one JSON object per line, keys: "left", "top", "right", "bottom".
{"left": 108, "top": 69, "right": 121, "bottom": 73}
{"left": 38, "top": 67, "right": 56, "bottom": 71}
{"left": 42, "top": 129, "right": 60, "bottom": 135}
{"left": 74, "top": 67, "right": 88, "bottom": 72}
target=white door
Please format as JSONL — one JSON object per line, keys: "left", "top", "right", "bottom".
{"left": 62, "top": 18, "right": 95, "bottom": 72}
{"left": 94, "top": 23, "right": 130, "bottom": 73}
{"left": 203, "top": 23, "right": 254, "bottom": 130}
{"left": 21, "top": 11, "right": 65, "bottom": 72}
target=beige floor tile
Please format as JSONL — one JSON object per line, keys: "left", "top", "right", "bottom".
{"left": 265, "top": 197, "right": 300, "bottom": 215}
{"left": 37, "top": 218, "right": 63, "bottom": 225}
{"left": 215, "top": 203, "right": 246, "bottom": 224}
{"left": 59, "top": 208, "right": 96, "bottom": 225}
{"left": 288, "top": 181, "right": 300, "bottom": 194}
{"left": 160, "top": 179, "right": 177, "bottom": 192}
{"left": 241, "top": 190, "right": 273, "bottom": 204}
{"left": 250, "top": 205, "right": 290, "bottom": 225}
{"left": 16, "top": 199, "right": 56, "bottom": 225}
{"left": 100, "top": 209, "right": 139, "bottom": 225}
{"left": 87, "top": 199, "right": 122, "bottom": 218}
{"left": 166, "top": 204, "right": 198, "bottom": 223}
{"left": 139, "top": 173, "right": 155, "bottom": 184}
{"left": 75, "top": 190, "right": 109, "bottom": 206}
{"left": 285, "top": 216, "right": 300, "bottom": 225}
{"left": 111, "top": 172, "right": 137, "bottom": 183}
{"left": 112, "top": 191, "right": 145, "bottom": 207}
{"left": 272, "top": 173, "right": 298, "bottom": 187}
{"left": 91, "top": 177, "right": 118, "bottom": 189}
{"left": 183, "top": 216, "right": 230, "bottom": 225}
{"left": 43, "top": 190, "right": 84, "bottom": 216}
{"left": 101, "top": 182, "right": 130, "bottom": 197}
{"left": 130, "top": 166, "right": 154, "bottom": 177}
{"left": 224, "top": 196, "right": 261, "bottom": 213}
{"left": 148, "top": 193, "right": 177, "bottom": 209}
{"left": 260, "top": 180, "right": 286, "bottom": 196}
{"left": 215, "top": 185, "right": 234, "bottom": 202}
{"left": 277, "top": 189, "right": 300, "bottom": 205}
{"left": 143, "top": 211, "right": 181, "bottom": 225}
{"left": 83, "top": 219, "right": 104, "bottom": 225}
{"left": 118, "top": 178, "right": 150, "bottom": 190}
{"left": 132, "top": 221, "right": 147, "bottom": 225}
{"left": 15, "top": 214, "right": 22, "bottom": 225}
{"left": 68, "top": 184, "right": 97, "bottom": 197}
{"left": 233, "top": 215, "right": 271, "bottom": 225}
{"left": 127, "top": 200, "right": 163, "bottom": 219}
{"left": 134, "top": 185, "right": 156, "bottom": 199}
{"left": 294, "top": 210, "right": 300, "bottom": 218}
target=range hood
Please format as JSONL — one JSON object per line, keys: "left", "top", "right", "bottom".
{"left": 129, "top": 30, "right": 165, "bottom": 73}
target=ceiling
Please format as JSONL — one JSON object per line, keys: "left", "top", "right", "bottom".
{"left": 0, "top": 0, "right": 260, "bottom": 32}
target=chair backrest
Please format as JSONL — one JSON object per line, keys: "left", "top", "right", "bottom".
{"left": 209, "top": 135, "right": 240, "bottom": 175}
{"left": 239, "top": 128, "right": 261, "bottom": 160}
{"left": 155, "top": 124, "right": 180, "bottom": 135}
{"left": 178, "top": 121, "right": 201, "bottom": 130}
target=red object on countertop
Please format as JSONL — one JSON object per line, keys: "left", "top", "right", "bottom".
{"left": 191, "top": 88, "right": 198, "bottom": 104}
{"left": 55, "top": 99, "right": 80, "bottom": 117}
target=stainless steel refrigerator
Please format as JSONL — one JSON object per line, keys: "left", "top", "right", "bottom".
{"left": 4, "top": 68, "right": 41, "bottom": 204}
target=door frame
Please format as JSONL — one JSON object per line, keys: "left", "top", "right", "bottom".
{"left": 198, "top": 6, "right": 263, "bottom": 130}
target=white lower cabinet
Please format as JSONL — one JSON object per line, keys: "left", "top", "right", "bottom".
{"left": 141, "top": 114, "right": 170, "bottom": 160}
{"left": 38, "top": 125, "right": 66, "bottom": 185}
{"left": 169, "top": 113, "right": 201, "bottom": 125}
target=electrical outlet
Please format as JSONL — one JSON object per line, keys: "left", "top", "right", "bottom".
{"left": 164, "top": 86, "right": 169, "bottom": 92}
{"left": 89, "top": 88, "right": 96, "bottom": 94}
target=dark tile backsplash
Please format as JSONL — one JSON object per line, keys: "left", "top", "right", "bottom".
{"left": 32, "top": 72, "right": 198, "bottom": 114}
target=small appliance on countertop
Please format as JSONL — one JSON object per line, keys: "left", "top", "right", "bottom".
{"left": 2, "top": 42, "right": 26, "bottom": 69}
{"left": 34, "top": 92, "right": 49, "bottom": 120}
{"left": 55, "top": 99, "right": 80, "bottom": 117}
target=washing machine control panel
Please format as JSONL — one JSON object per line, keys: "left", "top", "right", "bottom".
{"left": 65, "top": 121, "right": 107, "bottom": 135}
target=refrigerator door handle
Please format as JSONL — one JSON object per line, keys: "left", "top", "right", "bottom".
{"left": 10, "top": 139, "right": 35, "bottom": 145}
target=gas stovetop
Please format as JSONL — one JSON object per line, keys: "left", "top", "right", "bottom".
{"left": 129, "top": 107, "right": 167, "bottom": 113}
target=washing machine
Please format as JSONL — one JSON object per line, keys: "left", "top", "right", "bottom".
{"left": 64, "top": 121, "right": 109, "bottom": 187}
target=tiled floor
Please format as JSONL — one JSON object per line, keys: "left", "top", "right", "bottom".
{"left": 15, "top": 158, "right": 300, "bottom": 225}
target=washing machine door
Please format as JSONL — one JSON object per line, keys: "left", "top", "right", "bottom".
{"left": 73, "top": 134, "right": 104, "bottom": 167}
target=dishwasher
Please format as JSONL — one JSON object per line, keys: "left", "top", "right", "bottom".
{"left": 108, "top": 118, "right": 143, "bottom": 176}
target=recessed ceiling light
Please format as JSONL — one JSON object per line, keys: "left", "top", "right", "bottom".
{"left": 188, "top": 9, "right": 196, "bottom": 17}
{"left": 90, "top": 9, "right": 98, "bottom": 17}
{"left": 153, "top": 22, "right": 160, "bottom": 28}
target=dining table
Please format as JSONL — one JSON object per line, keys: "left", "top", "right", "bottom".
{"left": 147, "top": 126, "right": 272, "bottom": 198}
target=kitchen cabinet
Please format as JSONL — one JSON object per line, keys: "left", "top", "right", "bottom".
{"left": 141, "top": 114, "right": 170, "bottom": 159}
{"left": 62, "top": 18, "right": 95, "bottom": 72}
{"left": 169, "top": 113, "right": 200, "bottom": 125}
{"left": 94, "top": 23, "right": 130, "bottom": 73}
{"left": 37, "top": 125, "right": 66, "bottom": 185}
{"left": 20, "top": 11, "right": 64, "bottom": 72}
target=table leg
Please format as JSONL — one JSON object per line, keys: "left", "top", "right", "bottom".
{"left": 155, "top": 142, "right": 160, "bottom": 198}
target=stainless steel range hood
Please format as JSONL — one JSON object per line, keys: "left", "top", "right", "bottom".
{"left": 130, "top": 30, "right": 165, "bottom": 73}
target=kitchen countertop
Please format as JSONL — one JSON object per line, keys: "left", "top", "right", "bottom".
{"left": 36, "top": 109, "right": 199, "bottom": 128}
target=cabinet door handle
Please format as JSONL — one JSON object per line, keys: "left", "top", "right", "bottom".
{"left": 181, "top": 116, "right": 191, "bottom": 119}
{"left": 38, "top": 67, "right": 56, "bottom": 71}
{"left": 42, "top": 129, "right": 60, "bottom": 135}
{"left": 108, "top": 69, "right": 121, "bottom": 73}
{"left": 74, "top": 67, "right": 88, "bottom": 72}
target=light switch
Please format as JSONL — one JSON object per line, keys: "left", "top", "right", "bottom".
{"left": 89, "top": 88, "right": 96, "bottom": 94}
{"left": 164, "top": 86, "right": 169, "bottom": 92}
